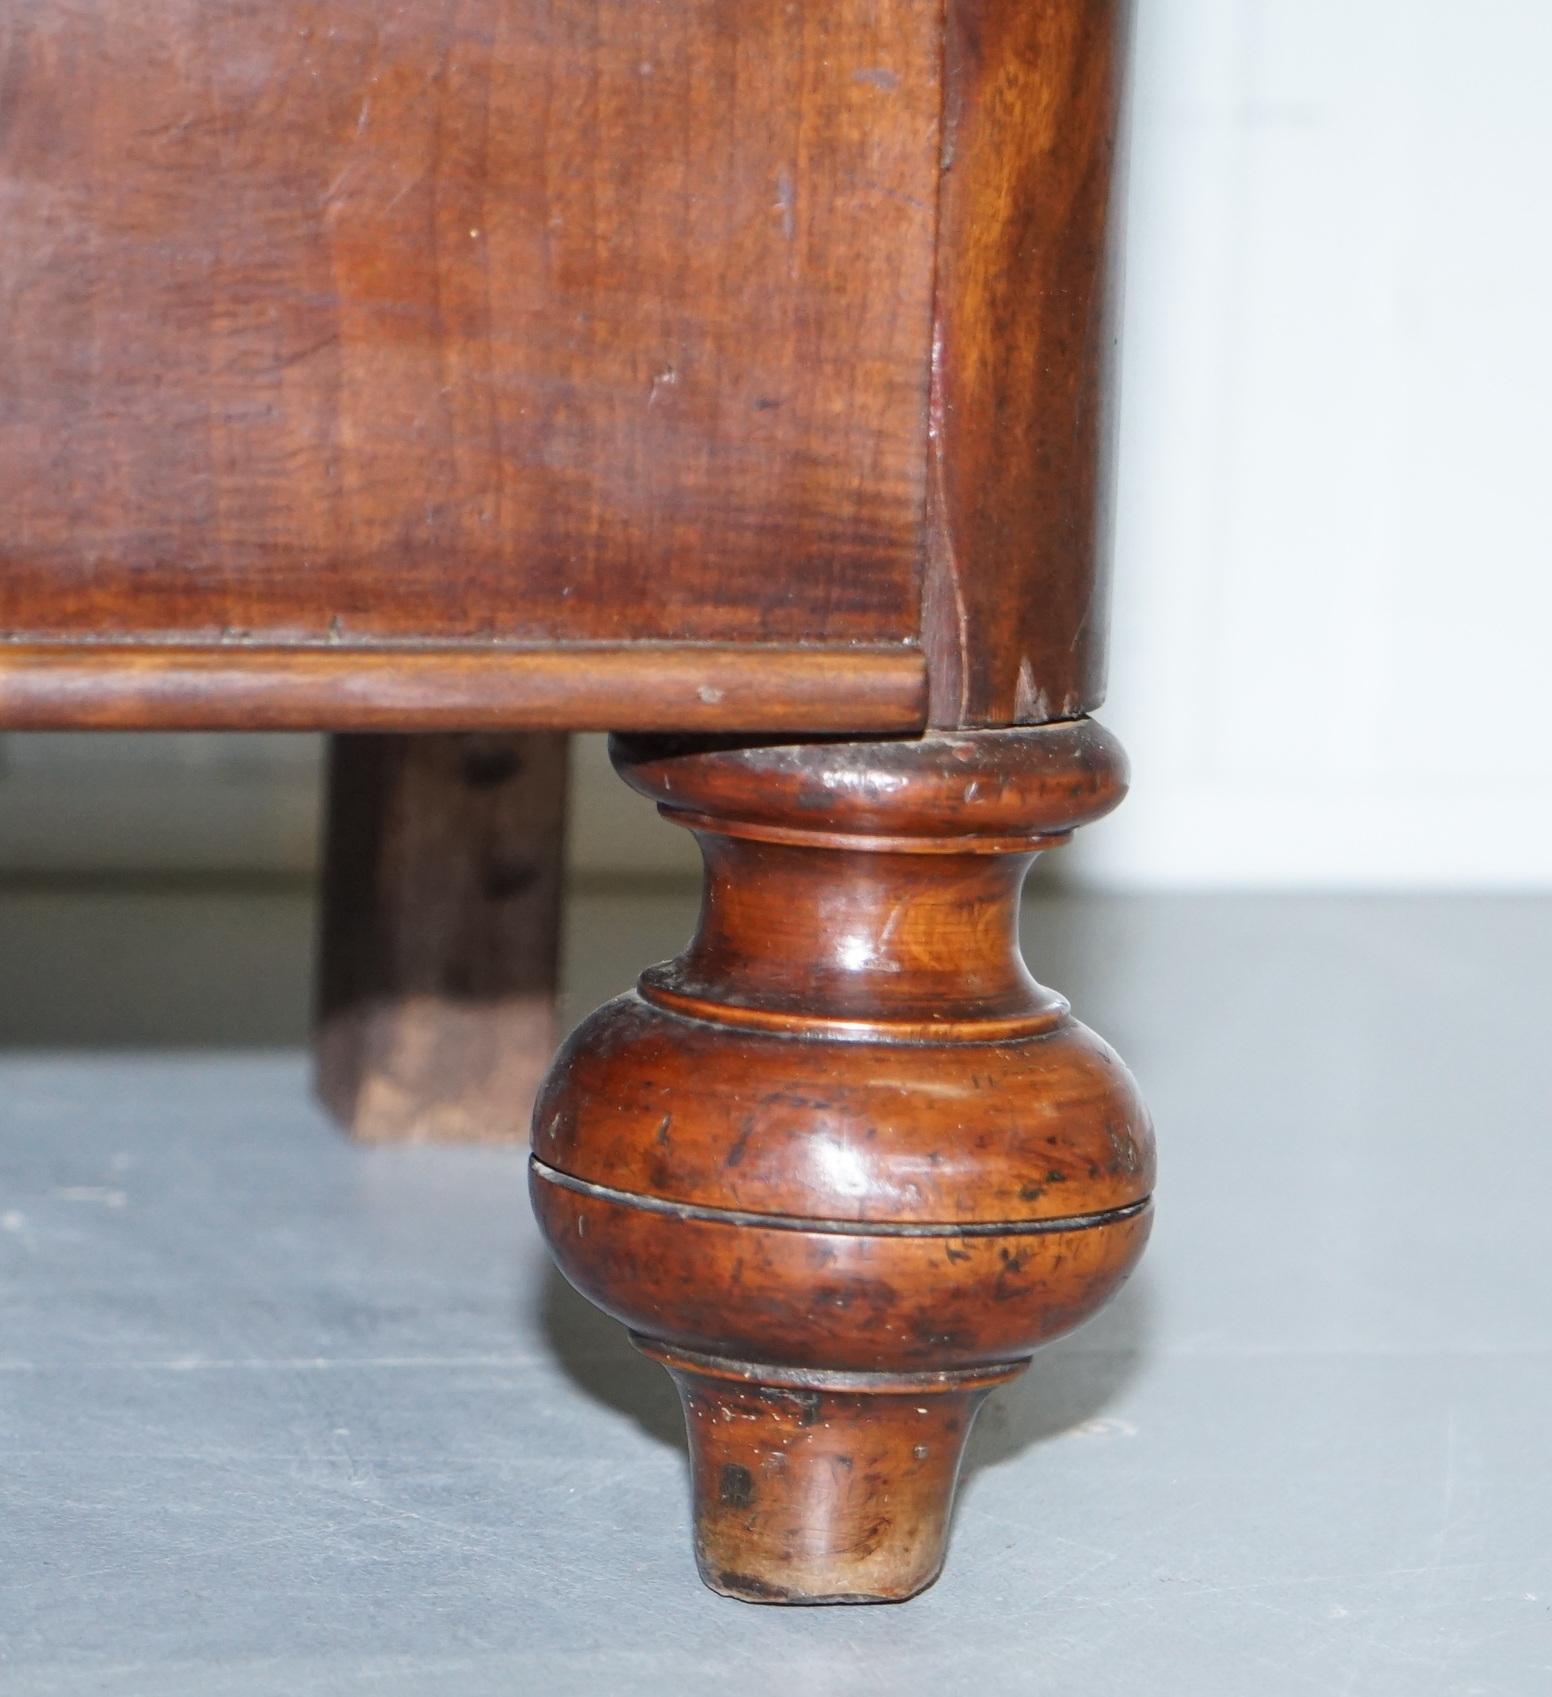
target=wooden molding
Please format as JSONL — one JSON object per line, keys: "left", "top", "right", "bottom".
{"left": 0, "top": 643, "right": 927, "bottom": 734}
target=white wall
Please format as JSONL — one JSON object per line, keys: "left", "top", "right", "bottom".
{"left": 1076, "top": 0, "right": 1552, "bottom": 887}
{"left": 2, "top": 0, "right": 1547, "bottom": 888}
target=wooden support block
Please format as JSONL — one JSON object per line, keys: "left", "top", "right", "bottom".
{"left": 315, "top": 732, "right": 568, "bottom": 1143}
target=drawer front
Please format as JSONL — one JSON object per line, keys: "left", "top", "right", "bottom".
{"left": 0, "top": 0, "right": 939, "bottom": 650}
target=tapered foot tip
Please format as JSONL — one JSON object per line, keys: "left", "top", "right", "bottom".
{"left": 641, "top": 1344, "right": 1017, "bottom": 1606}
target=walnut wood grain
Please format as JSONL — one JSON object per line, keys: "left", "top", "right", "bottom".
{"left": 0, "top": 0, "right": 939, "bottom": 653}
{"left": 922, "top": 0, "right": 1135, "bottom": 726}
{"left": 315, "top": 732, "right": 567, "bottom": 1143}
{"left": 532, "top": 725, "right": 1154, "bottom": 1602}
{"left": 0, "top": 644, "right": 926, "bottom": 732}
{"left": 1, "top": 0, "right": 1136, "bottom": 741}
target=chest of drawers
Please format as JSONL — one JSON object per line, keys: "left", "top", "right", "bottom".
{"left": 1, "top": 0, "right": 1154, "bottom": 1603}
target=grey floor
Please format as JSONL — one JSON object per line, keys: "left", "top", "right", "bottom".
{"left": 2, "top": 884, "right": 1549, "bottom": 1696}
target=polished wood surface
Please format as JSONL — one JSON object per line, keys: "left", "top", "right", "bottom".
{"left": 923, "top": 0, "right": 1134, "bottom": 726}
{"left": 0, "top": 0, "right": 937, "bottom": 654}
{"left": 0, "top": 643, "right": 926, "bottom": 732}
{"left": 641, "top": 1346, "right": 1023, "bottom": 1606}
{"left": 0, "top": 0, "right": 1132, "bottom": 739}
{"left": 316, "top": 732, "right": 567, "bottom": 1142}
{"left": 533, "top": 726, "right": 1154, "bottom": 1602}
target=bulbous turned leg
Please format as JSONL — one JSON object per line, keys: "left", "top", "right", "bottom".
{"left": 531, "top": 723, "right": 1155, "bottom": 1604}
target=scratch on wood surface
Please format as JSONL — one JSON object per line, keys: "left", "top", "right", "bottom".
{"left": 774, "top": 168, "right": 796, "bottom": 246}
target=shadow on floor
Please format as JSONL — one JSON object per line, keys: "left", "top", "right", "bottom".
{"left": 537, "top": 1262, "right": 689, "bottom": 1455}
{"left": 961, "top": 1269, "right": 1157, "bottom": 1478}
{"left": 10, "top": 870, "right": 1161, "bottom": 1487}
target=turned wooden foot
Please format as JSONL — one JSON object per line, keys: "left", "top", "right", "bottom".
{"left": 531, "top": 724, "right": 1155, "bottom": 1603}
